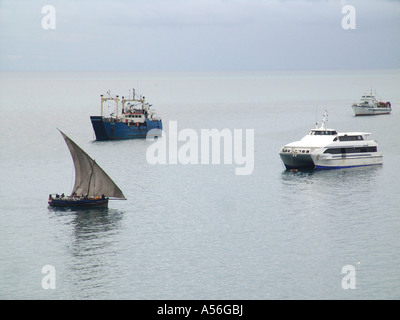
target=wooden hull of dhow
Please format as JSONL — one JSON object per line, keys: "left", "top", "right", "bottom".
{"left": 48, "top": 197, "right": 109, "bottom": 208}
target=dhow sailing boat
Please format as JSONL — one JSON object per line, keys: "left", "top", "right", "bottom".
{"left": 48, "top": 130, "right": 126, "bottom": 207}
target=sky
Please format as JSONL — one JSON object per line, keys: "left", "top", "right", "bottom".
{"left": 0, "top": 0, "right": 399, "bottom": 71}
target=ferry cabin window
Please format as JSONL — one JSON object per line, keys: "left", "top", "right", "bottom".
{"left": 324, "top": 148, "right": 341, "bottom": 154}
{"left": 309, "top": 130, "right": 337, "bottom": 135}
{"left": 338, "top": 135, "right": 363, "bottom": 141}
{"left": 324, "top": 146, "right": 377, "bottom": 154}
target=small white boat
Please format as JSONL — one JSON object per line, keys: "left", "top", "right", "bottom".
{"left": 279, "top": 111, "right": 383, "bottom": 170}
{"left": 352, "top": 90, "right": 391, "bottom": 116}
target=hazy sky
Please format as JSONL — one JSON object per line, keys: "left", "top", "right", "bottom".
{"left": 0, "top": 0, "right": 399, "bottom": 71}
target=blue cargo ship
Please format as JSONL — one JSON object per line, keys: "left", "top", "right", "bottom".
{"left": 90, "top": 90, "right": 162, "bottom": 141}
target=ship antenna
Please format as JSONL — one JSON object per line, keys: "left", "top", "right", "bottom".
{"left": 315, "top": 105, "right": 318, "bottom": 128}
{"left": 319, "top": 110, "right": 328, "bottom": 129}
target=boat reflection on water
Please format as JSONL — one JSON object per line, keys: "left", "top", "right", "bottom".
{"left": 49, "top": 206, "right": 125, "bottom": 290}
{"left": 280, "top": 165, "right": 383, "bottom": 214}
{"left": 48, "top": 206, "right": 125, "bottom": 234}
{"left": 280, "top": 164, "right": 383, "bottom": 190}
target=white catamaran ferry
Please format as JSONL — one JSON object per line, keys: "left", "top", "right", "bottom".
{"left": 279, "top": 112, "right": 383, "bottom": 170}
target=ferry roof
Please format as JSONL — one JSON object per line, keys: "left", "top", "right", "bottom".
{"left": 309, "top": 128, "right": 337, "bottom": 132}
{"left": 309, "top": 129, "right": 371, "bottom": 136}
{"left": 337, "top": 132, "right": 371, "bottom": 136}
{"left": 283, "top": 131, "right": 372, "bottom": 148}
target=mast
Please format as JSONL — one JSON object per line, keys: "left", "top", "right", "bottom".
{"left": 100, "top": 95, "right": 119, "bottom": 118}
{"left": 116, "top": 95, "right": 119, "bottom": 119}
{"left": 319, "top": 110, "right": 328, "bottom": 129}
{"left": 121, "top": 89, "right": 146, "bottom": 112}
{"left": 101, "top": 94, "right": 103, "bottom": 117}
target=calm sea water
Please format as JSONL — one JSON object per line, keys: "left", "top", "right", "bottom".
{"left": 1, "top": 69, "right": 399, "bottom": 300}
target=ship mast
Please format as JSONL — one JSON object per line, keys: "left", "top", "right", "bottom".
{"left": 100, "top": 94, "right": 119, "bottom": 119}
{"left": 121, "top": 88, "right": 147, "bottom": 113}
{"left": 319, "top": 110, "right": 328, "bottom": 129}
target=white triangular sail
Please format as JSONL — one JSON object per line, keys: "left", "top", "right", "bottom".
{"left": 59, "top": 130, "right": 126, "bottom": 199}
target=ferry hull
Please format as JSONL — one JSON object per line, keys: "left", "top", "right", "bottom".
{"left": 279, "top": 153, "right": 315, "bottom": 170}
{"left": 91, "top": 116, "right": 162, "bottom": 141}
{"left": 352, "top": 105, "right": 391, "bottom": 116}
{"left": 313, "top": 154, "right": 383, "bottom": 170}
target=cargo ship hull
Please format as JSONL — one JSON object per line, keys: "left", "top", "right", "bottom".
{"left": 91, "top": 116, "right": 162, "bottom": 140}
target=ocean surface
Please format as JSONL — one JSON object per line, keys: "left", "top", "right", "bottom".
{"left": 1, "top": 69, "right": 399, "bottom": 300}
